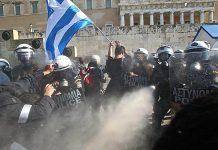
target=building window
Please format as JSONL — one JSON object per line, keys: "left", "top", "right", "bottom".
{"left": 106, "top": 0, "right": 112, "bottom": 8}
{"left": 14, "top": 3, "right": 21, "bottom": 15}
{"left": 86, "top": 0, "right": 92, "bottom": 9}
{"left": 105, "top": 24, "right": 113, "bottom": 28}
{"left": 185, "top": 20, "right": 190, "bottom": 24}
{"left": 134, "top": 22, "right": 139, "bottom": 26}
{"left": 32, "top": 2, "right": 38, "bottom": 14}
{"left": 0, "top": 5, "right": 4, "bottom": 16}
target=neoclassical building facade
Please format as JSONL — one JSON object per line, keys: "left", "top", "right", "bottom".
{"left": 1, "top": 0, "right": 218, "bottom": 63}
{"left": 0, "top": 0, "right": 217, "bottom": 33}
{"left": 119, "top": 0, "right": 216, "bottom": 26}
{"left": 0, "top": 0, "right": 120, "bottom": 32}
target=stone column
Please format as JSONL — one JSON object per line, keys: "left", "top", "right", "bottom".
{"left": 200, "top": 11, "right": 205, "bottom": 24}
{"left": 150, "top": 12, "right": 154, "bottom": 25}
{"left": 120, "top": 13, "right": 125, "bottom": 26}
{"left": 209, "top": 10, "right": 214, "bottom": 23}
{"left": 130, "top": 13, "right": 134, "bottom": 26}
{"left": 160, "top": 12, "right": 164, "bottom": 25}
{"left": 170, "top": 11, "right": 174, "bottom": 25}
{"left": 180, "top": 11, "right": 184, "bottom": 24}
{"left": 140, "top": 12, "right": 144, "bottom": 26}
{"left": 190, "top": 11, "right": 194, "bottom": 24}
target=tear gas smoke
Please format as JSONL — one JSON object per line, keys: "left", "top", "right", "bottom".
{"left": 6, "top": 88, "right": 154, "bottom": 150}
{"left": 33, "top": 51, "right": 50, "bottom": 69}
{"left": 85, "top": 88, "right": 154, "bottom": 150}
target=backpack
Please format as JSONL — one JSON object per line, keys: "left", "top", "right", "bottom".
{"left": 80, "top": 67, "right": 94, "bottom": 87}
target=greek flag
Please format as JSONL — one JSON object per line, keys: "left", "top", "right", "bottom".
{"left": 45, "top": 0, "right": 93, "bottom": 60}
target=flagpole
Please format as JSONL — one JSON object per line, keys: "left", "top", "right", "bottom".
{"left": 93, "top": 23, "right": 112, "bottom": 43}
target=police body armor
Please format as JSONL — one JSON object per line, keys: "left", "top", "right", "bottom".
{"left": 0, "top": 91, "right": 20, "bottom": 148}
{"left": 152, "top": 62, "right": 170, "bottom": 99}
{"left": 53, "top": 76, "right": 86, "bottom": 111}
{"left": 12, "top": 63, "right": 38, "bottom": 82}
{"left": 0, "top": 90, "right": 42, "bottom": 149}
{"left": 169, "top": 50, "right": 218, "bottom": 111}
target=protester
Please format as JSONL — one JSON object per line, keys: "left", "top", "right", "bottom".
{"left": 78, "top": 57, "right": 86, "bottom": 72}
{"left": 104, "top": 41, "right": 131, "bottom": 105}
{"left": 80, "top": 55, "right": 105, "bottom": 117}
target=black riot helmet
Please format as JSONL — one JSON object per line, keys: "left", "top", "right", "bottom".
{"left": 157, "top": 46, "right": 173, "bottom": 62}
{"left": 15, "top": 44, "right": 35, "bottom": 65}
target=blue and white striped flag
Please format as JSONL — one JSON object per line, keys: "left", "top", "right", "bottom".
{"left": 45, "top": 0, "right": 93, "bottom": 60}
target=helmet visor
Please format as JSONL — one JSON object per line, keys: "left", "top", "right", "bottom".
{"left": 184, "top": 51, "right": 209, "bottom": 63}
{"left": 134, "top": 53, "right": 148, "bottom": 62}
{"left": 158, "top": 53, "right": 170, "bottom": 61}
{"left": 185, "top": 48, "right": 208, "bottom": 53}
{"left": 17, "top": 52, "right": 33, "bottom": 64}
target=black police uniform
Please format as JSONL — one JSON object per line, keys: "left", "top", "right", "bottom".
{"left": 11, "top": 63, "right": 38, "bottom": 81}
{"left": 51, "top": 74, "right": 86, "bottom": 112}
{"left": 33, "top": 65, "right": 86, "bottom": 112}
{"left": 0, "top": 82, "right": 55, "bottom": 149}
{"left": 185, "top": 60, "right": 216, "bottom": 88}
{"left": 151, "top": 62, "right": 171, "bottom": 129}
{"left": 123, "top": 61, "right": 151, "bottom": 92}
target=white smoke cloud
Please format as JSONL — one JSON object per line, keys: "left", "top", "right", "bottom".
{"left": 9, "top": 88, "right": 154, "bottom": 150}
{"left": 85, "top": 88, "right": 154, "bottom": 150}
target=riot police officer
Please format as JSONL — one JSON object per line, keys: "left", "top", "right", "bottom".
{"left": 184, "top": 41, "right": 210, "bottom": 65}
{"left": 12, "top": 43, "right": 38, "bottom": 81}
{"left": 50, "top": 55, "right": 86, "bottom": 111}
{"left": 104, "top": 42, "right": 131, "bottom": 100}
{"left": 151, "top": 46, "right": 174, "bottom": 130}
{"left": 131, "top": 48, "right": 150, "bottom": 76}
{"left": 183, "top": 41, "right": 213, "bottom": 88}
{"left": 0, "top": 80, "right": 55, "bottom": 122}
{"left": 121, "top": 48, "right": 152, "bottom": 93}
{"left": 0, "top": 71, "right": 56, "bottom": 149}
{"left": 169, "top": 41, "right": 218, "bottom": 111}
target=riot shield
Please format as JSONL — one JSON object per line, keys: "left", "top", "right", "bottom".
{"left": 121, "top": 54, "right": 155, "bottom": 89}
{"left": 122, "top": 73, "right": 148, "bottom": 87}
{"left": 169, "top": 50, "right": 218, "bottom": 110}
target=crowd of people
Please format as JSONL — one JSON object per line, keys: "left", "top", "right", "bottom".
{"left": 0, "top": 40, "right": 218, "bottom": 149}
